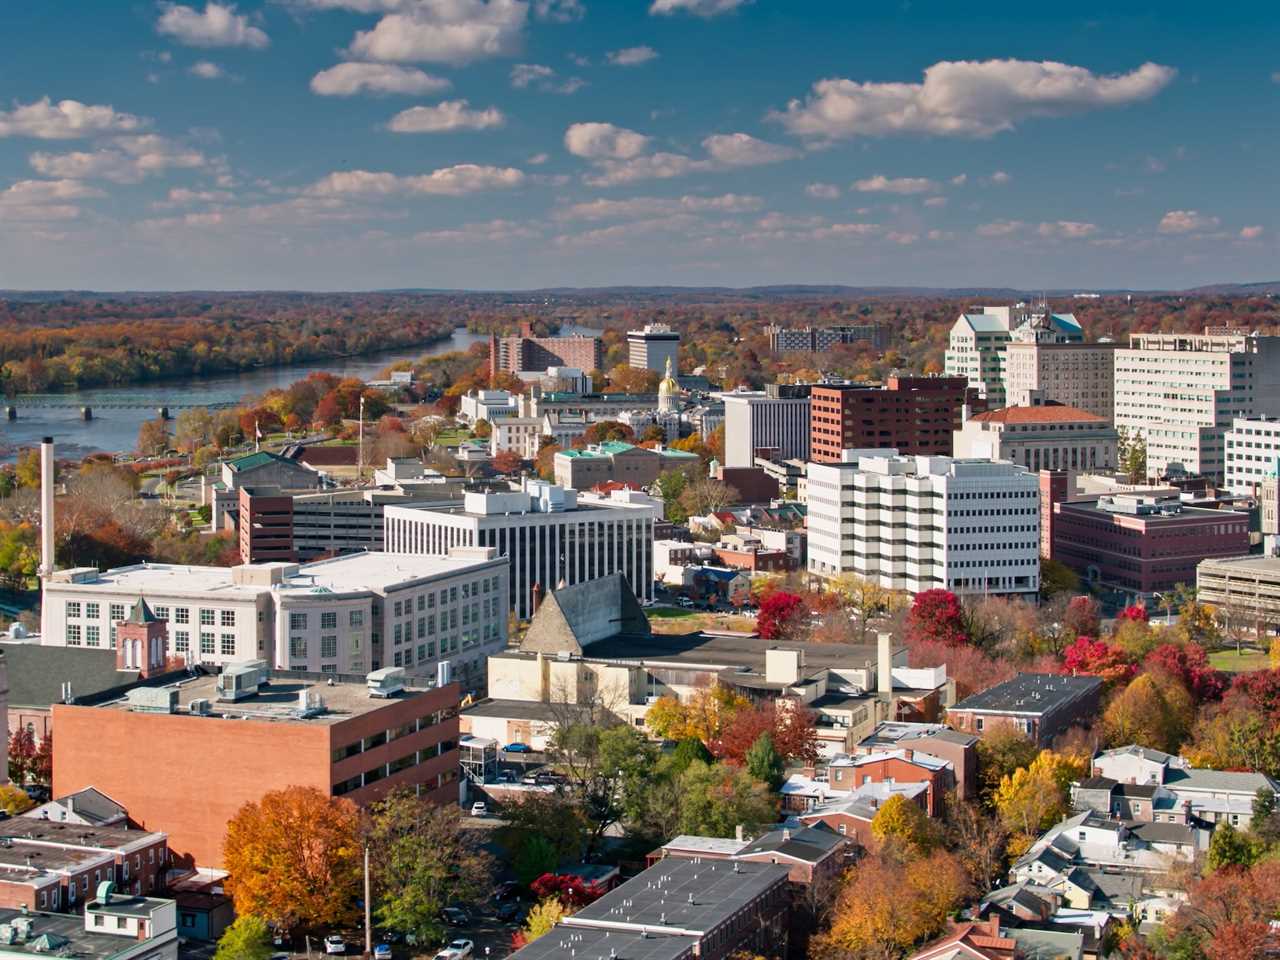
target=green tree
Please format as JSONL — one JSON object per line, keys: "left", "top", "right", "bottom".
{"left": 1119, "top": 427, "right": 1147, "bottom": 484}
{"left": 364, "top": 790, "right": 492, "bottom": 946}
{"left": 1252, "top": 788, "right": 1280, "bottom": 847}
{"left": 668, "top": 737, "right": 713, "bottom": 775}
{"left": 214, "top": 916, "right": 273, "bottom": 960}
{"left": 975, "top": 727, "right": 1038, "bottom": 807}
{"left": 1206, "top": 822, "right": 1260, "bottom": 872}
{"left": 498, "top": 793, "right": 590, "bottom": 880}
{"left": 1039, "top": 558, "right": 1081, "bottom": 599}
{"left": 513, "top": 834, "right": 559, "bottom": 887}
{"left": 676, "top": 761, "right": 776, "bottom": 838}
{"left": 744, "top": 732, "right": 785, "bottom": 791}
{"left": 655, "top": 470, "right": 689, "bottom": 523}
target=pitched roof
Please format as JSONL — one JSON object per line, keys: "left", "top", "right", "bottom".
{"left": 969, "top": 405, "right": 1106, "bottom": 425}
{"left": 33, "top": 788, "right": 127, "bottom": 827}
{"left": 0, "top": 643, "right": 149, "bottom": 708}
{"left": 520, "top": 573, "right": 650, "bottom": 655}
{"left": 225, "top": 451, "right": 291, "bottom": 472}
{"left": 124, "top": 598, "right": 159, "bottom": 625}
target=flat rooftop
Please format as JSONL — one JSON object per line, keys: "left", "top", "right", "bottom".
{"left": 952, "top": 672, "right": 1100, "bottom": 714}
{"left": 0, "top": 907, "right": 164, "bottom": 959}
{"left": 511, "top": 929, "right": 695, "bottom": 960}
{"left": 91, "top": 671, "right": 444, "bottom": 725}
{"left": 1198, "top": 555, "right": 1280, "bottom": 575}
{"left": 2, "top": 817, "right": 157, "bottom": 852}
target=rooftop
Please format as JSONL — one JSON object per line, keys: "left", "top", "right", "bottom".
{"left": 0, "top": 907, "right": 166, "bottom": 960}
{"left": 510, "top": 928, "right": 694, "bottom": 960}
{"left": 969, "top": 405, "right": 1107, "bottom": 425}
{"left": 951, "top": 673, "right": 1101, "bottom": 715}
{"left": 0, "top": 643, "right": 170, "bottom": 709}
{"left": 1, "top": 815, "right": 157, "bottom": 853}
{"left": 857, "top": 721, "right": 977, "bottom": 750}
{"left": 225, "top": 451, "right": 292, "bottom": 473}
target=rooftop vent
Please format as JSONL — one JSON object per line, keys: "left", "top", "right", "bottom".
{"left": 189, "top": 698, "right": 212, "bottom": 716}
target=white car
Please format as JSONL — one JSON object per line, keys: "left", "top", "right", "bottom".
{"left": 324, "top": 936, "right": 346, "bottom": 955}
{"left": 433, "top": 940, "right": 474, "bottom": 960}
{"left": 469, "top": 801, "right": 487, "bottom": 817}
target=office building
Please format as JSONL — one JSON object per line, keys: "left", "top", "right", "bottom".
{"left": 553, "top": 441, "right": 698, "bottom": 491}
{"left": 766, "top": 324, "right": 885, "bottom": 353}
{"left": 385, "top": 480, "right": 659, "bottom": 619}
{"left": 945, "top": 305, "right": 1083, "bottom": 407}
{"left": 954, "top": 405, "right": 1118, "bottom": 479}
{"left": 458, "top": 389, "right": 517, "bottom": 425}
{"left": 41, "top": 548, "right": 508, "bottom": 682}
{"left": 208, "top": 451, "right": 324, "bottom": 529}
{"left": 1046, "top": 489, "right": 1249, "bottom": 600}
{"left": 1224, "top": 416, "right": 1280, "bottom": 495}
{"left": 627, "top": 323, "right": 680, "bottom": 374}
{"left": 53, "top": 669, "right": 461, "bottom": 868}
{"left": 1197, "top": 555, "right": 1280, "bottom": 635}
{"left": 809, "top": 376, "right": 981, "bottom": 463}
{"left": 948, "top": 673, "right": 1103, "bottom": 747}
{"left": 722, "top": 384, "right": 811, "bottom": 468}
{"left": 807, "top": 451, "right": 1040, "bottom": 598}
{"left": 489, "top": 322, "right": 602, "bottom": 377}
{"left": 1003, "top": 340, "right": 1118, "bottom": 420}
{"left": 1114, "top": 330, "right": 1280, "bottom": 480}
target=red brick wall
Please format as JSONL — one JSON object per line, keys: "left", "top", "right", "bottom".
{"left": 826, "top": 757, "right": 946, "bottom": 816}
{"left": 798, "top": 812, "right": 873, "bottom": 848}
{"left": 810, "top": 378, "right": 979, "bottom": 464}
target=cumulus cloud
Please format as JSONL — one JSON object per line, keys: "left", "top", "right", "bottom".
{"left": 774, "top": 58, "right": 1175, "bottom": 139}
{"left": 415, "top": 218, "right": 540, "bottom": 243}
{"left": 29, "top": 135, "right": 206, "bottom": 183}
{"left": 1158, "top": 209, "right": 1219, "bottom": 234}
{"left": 1038, "top": 220, "right": 1098, "bottom": 238}
{"left": 189, "top": 61, "right": 225, "bottom": 79}
{"left": 509, "top": 63, "right": 584, "bottom": 93}
{"left": 0, "top": 98, "right": 146, "bottom": 140}
{"left": 923, "top": 196, "right": 947, "bottom": 207}
{"left": 0, "top": 178, "right": 104, "bottom": 221}
{"left": 805, "top": 182, "right": 840, "bottom": 199}
{"left": 156, "top": 3, "right": 268, "bottom": 49}
{"left": 564, "top": 122, "right": 650, "bottom": 159}
{"left": 555, "top": 192, "right": 762, "bottom": 221}
{"left": 348, "top": 0, "right": 527, "bottom": 64}
{"left": 311, "top": 62, "right": 450, "bottom": 96}
{"left": 989, "top": 170, "right": 1012, "bottom": 184}
{"left": 582, "top": 152, "right": 701, "bottom": 187}
{"left": 976, "top": 220, "right": 1024, "bottom": 237}
{"left": 701, "top": 132, "right": 796, "bottom": 166}
{"left": 533, "top": 0, "right": 584, "bottom": 21}
{"left": 306, "top": 164, "right": 525, "bottom": 197}
{"left": 388, "top": 100, "right": 505, "bottom": 133}
{"left": 607, "top": 46, "right": 658, "bottom": 66}
{"left": 155, "top": 186, "right": 234, "bottom": 207}
{"left": 1240, "top": 225, "right": 1265, "bottom": 240}
{"left": 853, "top": 174, "right": 939, "bottom": 194}
{"left": 649, "top": 0, "right": 750, "bottom": 16}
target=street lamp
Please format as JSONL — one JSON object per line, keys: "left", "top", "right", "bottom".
{"left": 358, "top": 395, "right": 366, "bottom": 483}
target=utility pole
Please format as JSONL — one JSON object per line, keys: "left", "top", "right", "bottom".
{"left": 363, "top": 843, "right": 372, "bottom": 956}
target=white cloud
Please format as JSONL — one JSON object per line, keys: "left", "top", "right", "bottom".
{"left": 989, "top": 169, "right": 1011, "bottom": 184}
{"left": 0, "top": 178, "right": 104, "bottom": 222}
{"left": 583, "top": 152, "right": 701, "bottom": 187}
{"left": 348, "top": 0, "right": 527, "bottom": 65}
{"left": 533, "top": 0, "right": 584, "bottom": 21}
{"left": 1158, "top": 209, "right": 1219, "bottom": 234}
{"left": 923, "top": 196, "right": 947, "bottom": 207}
{"left": 607, "top": 46, "right": 658, "bottom": 67}
{"left": 310, "top": 63, "right": 450, "bottom": 96}
{"left": 156, "top": 3, "right": 268, "bottom": 49}
{"left": 1038, "top": 220, "right": 1098, "bottom": 238}
{"left": 387, "top": 100, "right": 505, "bottom": 133}
{"left": 885, "top": 231, "right": 918, "bottom": 245}
{"left": 774, "top": 58, "right": 1175, "bottom": 139}
{"left": 415, "top": 218, "right": 540, "bottom": 243}
{"left": 805, "top": 182, "right": 840, "bottom": 199}
{"left": 976, "top": 220, "right": 1024, "bottom": 237}
{"left": 1240, "top": 225, "right": 1265, "bottom": 240}
{"left": 0, "top": 98, "right": 145, "bottom": 140}
{"left": 853, "top": 174, "right": 939, "bottom": 194}
{"left": 649, "top": 0, "right": 750, "bottom": 16}
{"left": 155, "top": 186, "right": 234, "bottom": 207}
{"left": 701, "top": 132, "right": 796, "bottom": 166}
{"left": 556, "top": 193, "right": 761, "bottom": 221}
{"left": 950, "top": 174, "right": 968, "bottom": 186}
{"left": 189, "top": 60, "right": 225, "bottom": 79}
{"left": 527, "top": 152, "right": 549, "bottom": 165}
{"left": 509, "top": 63, "right": 584, "bottom": 93}
{"left": 306, "top": 164, "right": 525, "bottom": 197}
{"left": 564, "top": 122, "right": 650, "bottom": 159}
{"left": 29, "top": 135, "right": 206, "bottom": 183}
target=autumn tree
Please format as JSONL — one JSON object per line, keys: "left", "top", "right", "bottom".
{"left": 1102, "top": 672, "right": 1195, "bottom": 753}
{"left": 975, "top": 727, "right": 1038, "bottom": 807}
{"left": 1062, "top": 595, "right": 1102, "bottom": 640}
{"left": 904, "top": 589, "right": 968, "bottom": 647}
{"left": 871, "top": 794, "right": 937, "bottom": 857}
{"left": 830, "top": 574, "right": 903, "bottom": 642}
{"left": 945, "top": 795, "right": 1009, "bottom": 893}
{"left": 1164, "top": 859, "right": 1280, "bottom": 960}
{"left": 1039, "top": 558, "right": 1081, "bottom": 598}
{"left": 214, "top": 916, "right": 272, "bottom": 960}
{"left": 136, "top": 418, "right": 169, "bottom": 457}
{"left": 679, "top": 478, "right": 739, "bottom": 517}
{"left": 0, "top": 785, "right": 33, "bottom": 816}
{"left": 1145, "top": 642, "right": 1227, "bottom": 704}
{"left": 364, "top": 790, "right": 492, "bottom": 946}
{"left": 644, "top": 684, "right": 748, "bottom": 744}
{"left": 676, "top": 761, "right": 776, "bottom": 838}
{"left": 514, "top": 898, "right": 567, "bottom": 948}
{"left": 993, "top": 751, "right": 1087, "bottom": 846}
{"left": 1183, "top": 700, "right": 1280, "bottom": 778}
{"left": 714, "top": 700, "right": 819, "bottom": 767}
{"left": 223, "top": 786, "right": 361, "bottom": 933}
{"left": 8, "top": 727, "right": 36, "bottom": 785}
{"left": 756, "top": 591, "right": 807, "bottom": 641}
{"left": 491, "top": 449, "right": 524, "bottom": 475}
{"left": 1061, "top": 635, "right": 1136, "bottom": 687}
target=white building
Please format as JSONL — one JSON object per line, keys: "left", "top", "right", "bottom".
{"left": 1114, "top": 330, "right": 1280, "bottom": 480}
{"left": 40, "top": 548, "right": 508, "bottom": 685}
{"left": 489, "top": 416, "right": 542, "bottom": 457}
{"left": 953, "top": 405, "right": 1119, "bottom": 479}
{"left": 1224, "top": 416, "right": 1280, "bottom": 495}
{"left": 627, "top": 323, "right": 680, "bottom": 374}
{"left": 385, "top": 479, "right": 658, "bottom": 620}
{"left": 1003, "top": 340, "right": 1118, "bottom": 421}
{"left": 945, "top": 304, "right": 1084, "bottom": 407}
{"left": 721, "top": 385, "right": 811, "bottom": 468}
{"left": 459, "top": 389, "right": 517, "bottom": 425}
{"left": 807, "top": 450, "right": 1040, "bottom": 597}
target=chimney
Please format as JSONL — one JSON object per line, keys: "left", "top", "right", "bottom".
{"left": 38, "top": 437, "right": 55, "bottom": 578}
{"left": 734, "top": 824, "right": 745, "bottom": 842}
{"left": 877, "top": 631, "right": 893, "bottom": 697}
{"left": 531, "top": 581, "right": 544, "bottom": 614}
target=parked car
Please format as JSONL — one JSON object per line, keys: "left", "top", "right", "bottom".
{"left": 503, "top": 742, "right": 532, "bottom": 753}
{"left": 497, "top": 769, "right": 517, "bottom": 783}
{"left": 433, "top": 939, "right": 474, "bottom": 960}
{"left": 440, "top": 907, "right": 469, "bottom": 927}
{"left": 520, "top": 773, "right": 540, "bottom": 785}
{"left": 469, "top": 802, "right": 488, "bottom": 817}
{"left": 323, "top": 936, "right": 345, "bottom": 955}
{"left": 495, "top": 900, "right": 521, "bottom": 922}
{"left": 676, "top": 597, "right": 695, "bottom": 608}
{"left": 493, "top": 881, "right": 521, "bottom": 901}
{"left": 373, "top": 943, "right": 393, "bottom": 960}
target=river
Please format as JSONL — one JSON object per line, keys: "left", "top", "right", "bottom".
{"left": 0, "top": 327, "right": 491, "bottom": 461}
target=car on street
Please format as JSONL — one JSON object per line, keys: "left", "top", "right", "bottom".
{"left": 503, "top": 742, "right": 532, "bottom": 753}
{"left": 323, "top": 936, "right": 345, "bottom": 955}
{"left": 432, "top": 940, "right": 474, "bottom": 960}
{"left": 469, "top": 801, "right": 488, "bottom": 817}
{"left": 440, "top": 907, "right": 469, "bottom": 927}
{"left": 676, "top": 597, "right": 695, "bottom": 608}
{"left": 373, "top": 944, "right": 393, "bottom": 960}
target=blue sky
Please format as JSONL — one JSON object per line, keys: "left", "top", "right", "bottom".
{"left": 0, "top": 1, "right": 1275, "bottom": 290}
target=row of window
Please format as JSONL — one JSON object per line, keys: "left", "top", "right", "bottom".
{"left": 66, "top": 602, "right": 239, "bottom": 629}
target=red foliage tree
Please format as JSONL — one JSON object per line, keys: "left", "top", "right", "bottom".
{"left": 313, "top": 392, "right": 342, "bottom": 426}
{"left": 32, "top": 733, "right": 52, "bottom": 786}
{"left": 1062, "top": 595, "right": 1102, "bottom": 639}
{"left": 491, "top": 450, "right": 524, "bottom": 476}
{"left": 757, "top": 591, "right": 806, "bottom": 641}
{"left": 8, "top": 728, "right": 36, "bottom": 785}
{"left": 1168, "top": 860, "right": 1280, "bottom": 960}
{"left": 904, "top": 589, "right": 968, "bottom": 647}
{"left": 1229, "top": 669, "right": 1280, "bottom": 720}
{"left": 1145, "top": 643, "right": 1227, "bottom": 704}
{"left": 529, "top": 873, "right": 605, "bottom": 909}
{"left": 908, "top": 638, "right": 1017, "bottom": 701}
{"left": 1117, "top": 603, "right": 1149, "bottom": 623}
{"left": 714, "top": 701, "right": 820, "bottom": 766}
{"left": 1061, "top": 636, "right": 1136, "bottom": 687}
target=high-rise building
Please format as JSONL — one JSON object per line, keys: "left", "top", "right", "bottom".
{"left": 626, "top": 323, "right": 680, "bottom": 373}
{"left": 1114, "top": 330, "right": 1280, "bottom": 480}
{"left": 1003, "top": 340, "right": 1118, "bottom": 420}
{"left": 721, "top": 384, "right": 811, "bottom": 468}
{"left": 1224, "top": 416, "right": 1280, "bottom": 496}
{"left": 766, "top": 324, "right": 885, "bottom": 353}
{"left": 806, "top": 451, "right": 1040, "bottom": 598}
{"left": 945, "top": 304, "right": 1083, "bottom": 406}
{"left": 385, "top": 480, "right": 659, "bottom": 620}
{"left": 489, "top": 322, "right": 603, "bottom": 377}
{"left": 809, "top": 375, "right": 980, "bottom": 464}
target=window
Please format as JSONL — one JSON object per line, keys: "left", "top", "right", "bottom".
{"left": 66, "top": 624, "right": 82, "bottom": 646}
{"left": 417, "top": 644, "right": 426, "bottom": 662}
{"left": 290, "top": 612, "right": 307, "bottom": 631}
{"left": 417, "top": 618, "right": 425, "bottom": 639}
{"left": 66, "top": 601, "right": 81, "bottom": 618}
{"left": 220, "top": 609, "right": 235, "bottom": 627}
{"left": 290, "top": 636, "right": 307, "bottom": 659}
{"left": 394, "top": 600, "right": 403, "bottom": 617}
{"left": 350, "top": 610, "right": 364, "bottom": 628}
{"left": 174, "top": 631, "right": 190, "bottom": 653}
{"left": 394, "top": 624, "right": 403, "bottom": 644}
{"left": 450, "top": 587, "right": 458, "bottom": 603}
{"left": 174, "top": 607, "right": 189, "bottom": 625}
{"left": 321, "top": 611, "right": 337, "bottom": 630}
{"left": 110, "top": 603, "right": 125, "bottom": 623}
{"left": 200, "top": 633, "right": 215, "bottom": 655}
{"left": 152, "top": 605, "right": 167, "bottom": 621}
{"left": 321, "top": 636, "right": 338, "bottom": 659}
{"left": 462, "top": 583, "right": 470, "bottom": 599}
{"left": 86, "top": 625, "right": 100, "bottom": 647}
{"left": 221, "top": 634, "right": 236, "bottom": 656}
{"left": 427, "top": 592, "right": 436, "bottom": 609}
{"left": 417, "top": 594, "right": 425, "bottom": 612}
{"left": 199, "top": 609, "right": 215, "bottom": 627}
{"left": 86, "top": 601, "right": 99, "bottom": 619}
{"left": 975, "top": 717, "right": 985, "bottom": 732}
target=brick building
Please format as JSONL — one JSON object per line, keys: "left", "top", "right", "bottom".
{"left": 947, "top": 673, "right": 1102, "bottom": 747}
{"left": 489, "top": 323, "right": 602, "bottom": 377}
{"left": 52, "top": 670, "right": 460, "bottom": 868}
{"left": 809, "top": 376, "right": 983, "bottom": 464}
{"left": 824, "top": 749, "right": 952, "bottom": 817}
{"left": 853, "top": 722, "right": 979, "bottom": 800}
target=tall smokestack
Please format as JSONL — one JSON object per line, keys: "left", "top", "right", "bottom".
{"left": 39, "top": 437, "right": 54, "bottom": 579}
{"left": 877, "top": 631, "right": 893, "bottom": 698}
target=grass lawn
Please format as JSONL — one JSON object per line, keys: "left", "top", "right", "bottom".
{"left": 646, "top": 607, "right": 697, "bottom": 619}
{"left": 1209, "top": 648, "right": 1273, "bottom": 673}
{"left": 648, "top": 610, "right": 758, "bottom": 635}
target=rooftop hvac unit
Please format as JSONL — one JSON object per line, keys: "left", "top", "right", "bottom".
{"left": 189, "top": 698, "right": 212, "bottom": 716}
{"left": 127, "top": 687, "right": 178, "bottom": 714}
{"left": 367, "top": 667, "right": 407, "bottom": 699}
{"left": 216, "top": 659, "right": 269, "bottom": 702}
